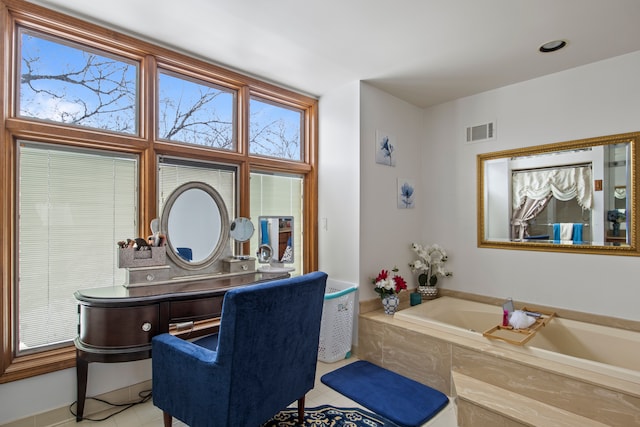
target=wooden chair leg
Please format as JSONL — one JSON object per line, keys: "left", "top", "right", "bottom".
{"left": 163, "top": 410, "right": 173, "bottom": 427}
{"left": 297, "top": 396, "right": 305, "bottom": 425}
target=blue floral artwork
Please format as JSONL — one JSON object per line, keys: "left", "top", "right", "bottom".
{"left": 375, "top": 130, "right": 397, "bottom": 166}
{"left": 398, "top": 178, "right": 415, "bottom": 209}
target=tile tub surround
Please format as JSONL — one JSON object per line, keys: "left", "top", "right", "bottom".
{"left": 396, "top": 296, "right": 640, "bottom": 378}
{"left": 358, "top": 296, "right": 640, "bottom": 426}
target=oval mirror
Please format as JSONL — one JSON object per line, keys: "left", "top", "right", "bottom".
{"left": 478, "top": 131, "right": 639, "bottom": 256}
{"left": 161, "top": 181, "right": 230, "bottom": 269}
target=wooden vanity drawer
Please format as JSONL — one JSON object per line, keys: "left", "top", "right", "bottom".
{"left": 169, "top": 297, "right": 223, "bottom": 322}
{"left": 78, "top": 305, "right": 159, "bottom": 348}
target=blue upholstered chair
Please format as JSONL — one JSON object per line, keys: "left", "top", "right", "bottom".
{"left": 152, "top": 271, "right": 328, "bottom": 427}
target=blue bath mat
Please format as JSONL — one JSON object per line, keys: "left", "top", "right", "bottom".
{"left": 321, "top": 361, "right": 449, "bottom": 427}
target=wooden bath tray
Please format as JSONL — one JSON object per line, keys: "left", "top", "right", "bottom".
{"left": 482, "top": 307, "right": 556, "bottom": 346}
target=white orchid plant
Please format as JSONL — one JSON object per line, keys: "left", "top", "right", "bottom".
{"left": 409, "top": 243, "right": 452, "bottom": 287}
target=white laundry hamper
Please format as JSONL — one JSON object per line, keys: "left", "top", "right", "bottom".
{"left": 317, "top": 279, "right": 358, "bottom": 363}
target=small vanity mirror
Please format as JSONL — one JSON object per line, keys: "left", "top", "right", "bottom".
{"left": 230, "top": 217, "right": 254, "bottom": 260}
{"left": 161, "top": 181, "right": 230, "bottom": 269}
{"left": 478, "top": 131, "right": 639, "bottom": 256}
{"left": 257, "top": 216, "right": 294, "bottom": 269}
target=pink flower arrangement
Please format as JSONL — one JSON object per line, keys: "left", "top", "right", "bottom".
{"left": 372, "top": 267, "right": 407, "bottom": 298}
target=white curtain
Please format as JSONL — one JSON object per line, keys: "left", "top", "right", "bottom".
{"left": 614, "top": 187, "right": 626, "bottom": 199}
{"left": 512, "top": 166, "right": 592, "bottom": 210}
{"left": 511, "top": 194, "right": 553, "bottom": 240}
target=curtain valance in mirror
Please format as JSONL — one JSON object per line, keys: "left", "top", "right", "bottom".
{"left": 512, "top": 166, "right": 592, "bottom": 210}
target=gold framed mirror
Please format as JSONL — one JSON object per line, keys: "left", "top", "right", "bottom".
{"left": 478, "top": 131, "right": 638, "bottom": 255}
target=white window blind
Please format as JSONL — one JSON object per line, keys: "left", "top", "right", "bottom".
{"left": 249, "top": 172, "right": 303, "bottom": 274}
{"left": 18, "top": 142, "right": 137, "bottom": 352}
{"left": 158, "top": 157, "right": 237, "bottom": 228}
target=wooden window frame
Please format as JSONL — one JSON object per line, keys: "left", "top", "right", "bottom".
{"left": 0, "top": 0, "right": 318, "bottom": 383}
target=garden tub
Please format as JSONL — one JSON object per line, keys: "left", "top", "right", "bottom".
{"left": 395, "top": 296, "right": 640, "bottom": 384}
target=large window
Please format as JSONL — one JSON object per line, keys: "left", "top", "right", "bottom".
{"left": 1, "top": 0, "right": 317, "bottom": 383}
{"left": 18, "top": 143, "right": 137, "bottom": 353}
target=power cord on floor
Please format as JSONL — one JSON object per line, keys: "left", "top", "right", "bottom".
{"left": 69, "top": 389, "right": 152, "bottom": 422}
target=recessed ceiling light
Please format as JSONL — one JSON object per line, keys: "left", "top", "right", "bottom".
{"left": 539, "top": 40, "right": 567, "bottom": 53}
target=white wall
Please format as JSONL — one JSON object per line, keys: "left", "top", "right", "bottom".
{"left": 0, "top": 359, "right": 150, "bottom": 424}
{"left": 317, "top": 79, "right": 426, "bottom": 302}
{"left": 422, "top": 50, "right": 640, "bottom": 320}
{"left": 359, "top": 83, "right": 425, "bottom": 300}
{"left": 318, "top": 81, "right": 361, "bottom": 284}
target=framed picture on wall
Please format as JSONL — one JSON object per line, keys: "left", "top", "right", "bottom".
{"left": 375, "top": 130, "right": 397, "bottom": 166}
{"left": 397, "top": 178, "right": 415, "bottom": 209}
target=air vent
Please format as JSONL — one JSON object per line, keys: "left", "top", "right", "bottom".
{"left": 466, "top": 121, "right": 496, "bottom": 143}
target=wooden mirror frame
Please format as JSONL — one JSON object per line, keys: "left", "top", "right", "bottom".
{"left": 477, "top": 131, "right": 639, "bottom": 256}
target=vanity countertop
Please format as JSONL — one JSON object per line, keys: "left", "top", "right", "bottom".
{"left": 75, "top": 271, "right": 290, "bottom": 303}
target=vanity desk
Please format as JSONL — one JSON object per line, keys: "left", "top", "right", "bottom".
{"left": 74, "top": 271, "right": 288, "bottom": 420}
{"left": 73, "top": 179, "right": 298, "bottom": 420}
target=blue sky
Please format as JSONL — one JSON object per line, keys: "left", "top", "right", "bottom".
{"left": 20, "top": 29, "right": 302, "bottom": 159}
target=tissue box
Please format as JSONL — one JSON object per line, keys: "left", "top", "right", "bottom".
{"left": 118, "top": 246, "right": 166, "bottom": 268}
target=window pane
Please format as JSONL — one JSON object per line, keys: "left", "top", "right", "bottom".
{"left": 158, "top": 71, "right": 236, "bottom": 150}
{"left": 527, "top": 199, "right": 592, "bottom": 242}
{"left": 249, "top": 98, "right": 303, "bottom": 161}
{"left": 18, "top": 29, "right": 138, "bottom": 134}
{"left": 250, "top": 172, "right": 303, "bottom": 274}
{"left": 158, "top": 157, "right": 237, "bottom": 225}
{"left": 18, "top": 142, "right": 137, "bottom": 352}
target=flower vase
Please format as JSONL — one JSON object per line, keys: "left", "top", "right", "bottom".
{"left": 381, "top": 294, "right": 400, "bottom": 315}
{"left": 418, "top": 285, "right": 439, "bottom": 300}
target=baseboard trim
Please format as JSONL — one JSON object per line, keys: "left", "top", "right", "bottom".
{"left": 3, "top": 380, "right": 152, "bottom": 427}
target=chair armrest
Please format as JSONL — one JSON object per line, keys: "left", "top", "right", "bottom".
{"left": 153, "top": 333, "right": 218, "bottom": 363}
{"left": 152, "top": 333, "right": 230, "bottom": 418}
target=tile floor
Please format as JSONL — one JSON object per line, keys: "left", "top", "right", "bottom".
{"left": 52, "top": 357, "right": 457, "bottom": 427}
